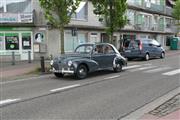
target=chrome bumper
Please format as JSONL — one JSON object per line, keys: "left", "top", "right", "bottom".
{"left": 50, "top": 68, "right": 74, "bottom": 74}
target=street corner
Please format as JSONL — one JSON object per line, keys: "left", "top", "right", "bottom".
{"left": 140, "top": 93, "right": 180, "bottom": 120}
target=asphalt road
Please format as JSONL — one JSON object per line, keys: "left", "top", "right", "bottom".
{"left": 0, "top": 54, "right": 180, "bottom": 120}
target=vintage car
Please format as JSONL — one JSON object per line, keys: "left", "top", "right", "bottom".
{"left": 50, "top": 43, "right": 127, "bottom": 79}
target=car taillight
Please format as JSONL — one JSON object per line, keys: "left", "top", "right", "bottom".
{"left": 139, "top": 41, "right": 143, "bottom": 50}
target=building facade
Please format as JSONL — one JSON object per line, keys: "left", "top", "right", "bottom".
{"left": 0, "top": 0, "right": 178, "bottom": 61}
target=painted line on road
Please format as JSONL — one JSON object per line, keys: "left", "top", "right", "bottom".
{"left": 162, "top": 69, "right": 180, "bottom": 76}
{"left": 0, "top": 98, "right": 20, "bottom": 105}
{"left": 103, "top": 75, "right": 120, "bottom": 80}
{"left": 129, "top": 66, "right": 157, "bottom": 72}
{"left": 50, "top": 84, "right": 81, "bottom": 92}
{"left": 143, "top": 67, "right": 171, "bottom": 73}
{"left": 123, "top": 65, "right": 141, "bottom": 70}
{"left": 0, "top": 74, "right": 51, "bottom": 85}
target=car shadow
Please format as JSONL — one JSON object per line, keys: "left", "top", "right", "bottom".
{"left": 51, "top": 69, "right": 125, "bottom": 81}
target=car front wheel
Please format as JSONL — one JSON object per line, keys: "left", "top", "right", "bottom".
{"left": 160, "top": 52, "right": 165, "bottom": 59}
{"left": 75, "top": 64, "right": 88, "bottom": 79}
{"left": 113, "top": 62, "right": 122, "bottom": 72}
{"left": 145, "top": 54, "right": 150, "bottom": 61}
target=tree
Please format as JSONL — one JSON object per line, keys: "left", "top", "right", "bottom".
{"left": 172, "top": 0, "right": 180, "bottom": 29}
{"left": 39, "top": 0, "right": 81, "bottom": 54}
{"left": 92, "top": 0, "right": 127, "bottom": 43}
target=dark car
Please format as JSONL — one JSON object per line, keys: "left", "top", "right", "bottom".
{"left": 50, "top": 43, "right": 127, "bottom": 79}
{"left": 123, "top": 39, "right": 165, "bottom": 61}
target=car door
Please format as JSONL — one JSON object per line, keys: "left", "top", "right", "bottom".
{"left": 91, "top": 44, "right": 105, "bottom": 69}
{"left": 103, "top": 45, "right": 116, "bottom": 68}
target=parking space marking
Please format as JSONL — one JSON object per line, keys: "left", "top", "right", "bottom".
{"left": 129, "top": 66, "right": 157, "bottom": 72}
{"left": 103, "top": 75, "right": 120, "bottom": 80}
{"left": 143, "top": 67, "right": 171, "bottom": 73}
{"left": 0, "top": 98, "right": 20, "bottom": 105}
{"left": 162, "top": 69, "right": 180, "bottom": 76}
{"left": 50, "top": 84, "right": 81, "bottom": 92}
{"left": 123, "top": 65, "right": 141, "bottom": 70}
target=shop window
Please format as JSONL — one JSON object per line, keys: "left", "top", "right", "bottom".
{"left": 5, "top": 33, "right": 19, "bottom": 50}
{"left": 22, "top": 33, "right": 31, "bottom": 49}
{"left": 0, "top": 33, "right": 5, "bottom": 50}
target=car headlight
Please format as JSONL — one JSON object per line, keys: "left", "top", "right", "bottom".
{"left": 68, "top": 60, "right": 73, "bottom": 66}
{"left": 50, "top": 60, "right": 54, "bottom": 65}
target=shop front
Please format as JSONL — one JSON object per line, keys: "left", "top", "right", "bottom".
{"left": 0, "top": 27, "right": 33, "bottom": 61}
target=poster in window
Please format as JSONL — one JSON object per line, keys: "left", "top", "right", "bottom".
{"left": 35, "top": 33, "right": 44, "bottom": 43}
{"left": 22, "top": 34, "right": 31, "bottom": 49}
{"left": 5, "top": 36, "right": 19, "bottom": 50}
{"left": 0, "top": 34, "right": 4, "bottom": 50}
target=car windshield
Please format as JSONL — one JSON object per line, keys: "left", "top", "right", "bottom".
{"left": 74, "top": 45, "right": 93, "bottom": 54}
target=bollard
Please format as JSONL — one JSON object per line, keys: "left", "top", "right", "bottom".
{"left": 28, "top": 51, "right": 31, "bottom": 63}
{"left": 40, "top": 56, "right": 45, "bottom": 73}
{"left": 12, "top": 51, "right": 15, "bottom": 65}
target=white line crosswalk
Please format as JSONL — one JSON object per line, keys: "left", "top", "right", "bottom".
{"left": 162, "top": 69, "right": 180, "bottom": 76}
{"left": 125, "top": 64, "right": 180, "bottom": 76}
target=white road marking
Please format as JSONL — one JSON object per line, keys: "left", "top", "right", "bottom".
{"left": 123, "top": 65, "right": 141, "bottom": 70}
{"left": 0, "top": 75, "right": 51, "bottom": 85}
{"left": 162, "top": 69, "right": 180, "bottom": 76}
{"left": 103, "top": 75, "right": 120, "bottom": 80}
{"left": 144, "top": 67, "right": 171, "bottom": 73}
{"left": 0, "top": 98, "right": 20, "bottom": 105}
{"left": 50, "top": 84, "right": 81, "bottom": 92}
{"left": 129, "top": 66, "right": 157, "bottom": 72}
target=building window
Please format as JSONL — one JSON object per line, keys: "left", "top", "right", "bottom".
{"left": 0, "top": 0, "right": 32, "bottom": 13}
{"left": 5, "top": 33, "right": 19, "bottom": 50}
{"left": 127, "top": 10, "right": 135, "bottom": 25}
{"left": 71, "top": 2, "right": 87, "bottom": 20}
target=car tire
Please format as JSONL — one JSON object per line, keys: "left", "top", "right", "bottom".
{"left": 54, "top": 73, "right": 64, "bottom": 78}
{"left": 113, "top": 62, "right": 122, "bottom": 72}
{"left": 75, "top": 64, "right": 88, "bottom": 79}
{"left": 160, "top": 52, "right": 165, "bottom": 59}
{"left": 145, "top": 53, "right": 150, "bottom": 61}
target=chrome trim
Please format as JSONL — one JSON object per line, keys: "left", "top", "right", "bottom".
{"left": 50, "top": 68, "right": 74, "bottom": 74}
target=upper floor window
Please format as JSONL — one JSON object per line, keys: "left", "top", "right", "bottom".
{"left": 0, "top": 0, "right": 32, "bottom": 13}
{"left": 71, "top": 1, "right": 88, "bottom": 20}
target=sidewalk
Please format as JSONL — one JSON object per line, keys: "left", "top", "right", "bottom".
{"left": 140, "top": 93, "right": 180, "bottom": 120}
{"left": 0, "top": 60, "right": 51, "bottom": 80}
{"left": 122, "top": 87, "right": 180, "bottom": 120}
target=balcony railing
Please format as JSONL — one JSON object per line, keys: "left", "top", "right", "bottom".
{"left": 166, "top": 7, "right": 173, "bottom": 16}
{"left": 134, "top": 23, "right": 164, "bottom": 32}
{"left": 144, "top": 2, "right": 164, "bottom": 13}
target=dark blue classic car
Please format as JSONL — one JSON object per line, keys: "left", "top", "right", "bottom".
{"left": 51, "top": 43, "right": 127, "bottom": 79}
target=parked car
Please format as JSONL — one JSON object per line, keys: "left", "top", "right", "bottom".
{"left": 123, "top": 39, "right": 165, "bottom": 61}
{"left": 50, "top": 43, "right": 127, "bottom": 79}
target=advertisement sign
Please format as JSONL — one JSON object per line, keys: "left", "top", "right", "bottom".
{"left": 0, "top": 13, "right": 33, "bottom": 23}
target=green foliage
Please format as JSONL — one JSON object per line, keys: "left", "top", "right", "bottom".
{"left": 39, "top": 0, "right": 81, "bottom": 28}
{"left": 39, "top": 0, "right": 81, "bottom": 54}
{"left": 92, "top": 0, "right": 127, "bottom": 42}
{"left": 172, "top": 0, "right": 180, "bottom": 25}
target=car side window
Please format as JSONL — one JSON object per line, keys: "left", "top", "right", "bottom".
{"left": 94, "top": 45, "right": 104, "bottom": 54}
{"left": 104, "top": 45, "right": 115, "bottom": 54}
{"left": 129, "top": 41, "right": 139, "bottom": 48}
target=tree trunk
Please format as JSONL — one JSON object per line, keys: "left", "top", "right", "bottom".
{"left": 60, "top": 27, "right": 65, "bottom": 54}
